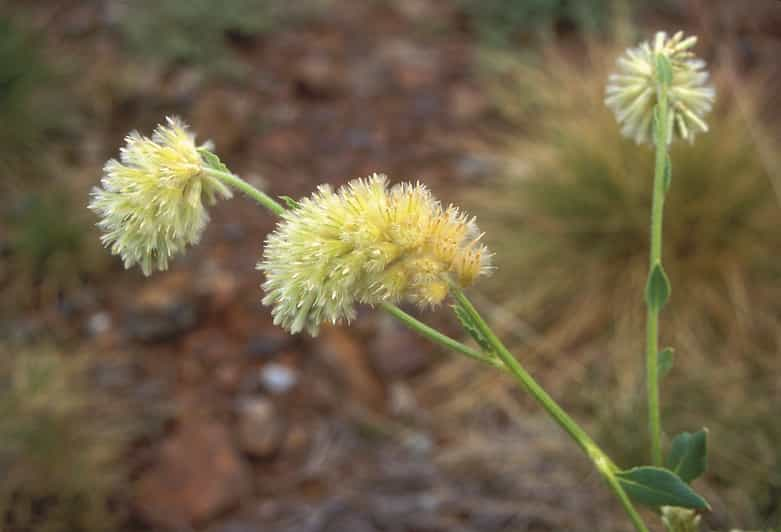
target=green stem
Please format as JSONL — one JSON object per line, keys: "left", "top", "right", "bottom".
{"left": 646, "top": 90, "right": 669, "bottom": 467}
{"left": 205, "top": 168, "right": 286, "bottom": 216}
{"left": 452, "top": 287, "right": 650, "bottom": 532}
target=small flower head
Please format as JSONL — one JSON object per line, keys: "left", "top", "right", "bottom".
{"left": 661, "top": 506, "right": 701, "bottom": 532}
{"left": 89, "top": 117, "right": 232, "bottom": 275}
{"left": 258, "top": 174, "right": 492, "bottom": 335}
{"left": 605, "top": 31, "right": 715, "bottom": 144}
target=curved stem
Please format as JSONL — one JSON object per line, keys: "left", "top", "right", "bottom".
{"left": 646, "top": 91, "right": 669, "bottom": 466}
{"left": 452, "top": 287, "right": 650, "bottom": 532}
{"left": 205, "top": 168, "right": 286, "bottom": 216}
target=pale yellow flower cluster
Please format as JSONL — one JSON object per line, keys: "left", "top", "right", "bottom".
{"left": 258, "top": 174, "right": 492, "bottom": 335}
{"left": 89, "top": 117, "right": 231, "bottom": 275}
{"left": 605, "top": 31, "right": 715, "bottom": 145}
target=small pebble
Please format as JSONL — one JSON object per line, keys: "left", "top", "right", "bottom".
{"left": 86, "top": 311, "right": 112, "bottom": 336}
{"left": 261, "top": 363, "right": 298, "bottom": 395}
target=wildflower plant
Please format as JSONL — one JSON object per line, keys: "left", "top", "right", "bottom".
{"left": 605, "top": 30, "right": 715, "bottom": 469}
{"left": 604, "top": 30, "right": 715, "bottom": 532}
{"left": 90, "top": 31, "right": 736, "bottom": 531}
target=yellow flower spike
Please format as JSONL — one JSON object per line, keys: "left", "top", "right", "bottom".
{"left": 605, "top": 31, "right": 715, "bottom": 145}
{"left": 258, "top": 174, "right": 492, "bottom": 335}
{"left": 89, "top": 117, "right": 232, "bottom": 275}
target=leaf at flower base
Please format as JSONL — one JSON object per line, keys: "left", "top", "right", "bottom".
{"left": 659, "top": 347, "right": 674, "bottom": 379}
{"left": 198, "top": 147, "right": 230, "bottom": 174}
{"left": 452, "top": 301, "right": 494, "bottom": 354}
{"left": 666, "top": 429, "right": 708, "bottom": 484}
{"left": 654, "top": 106, "right": 663, "bottom": 140}
{"left": 279, "top": 195, "right": 302, "bottom": 210}
{"left": 616, "top": 466, "right": 710, "bottom": 510}
{"left": 646, "top": 262, "right": 671, "bottom": 312}
{"left": 656, "top": 53, "right": 673, "bottom": 86}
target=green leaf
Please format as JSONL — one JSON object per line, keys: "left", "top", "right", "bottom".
{"left": 646, "top": 262, "right": 671, "bottom": 312}
{"left": 659, "top": 347, "right": 674, "bottom": 378}
{"left": 663, "top": 153, "right": 672, "bottom": 192}
{"left": 279, "top": 195, "right": 301, "bottom": 210}
{"left": 617, "top": 466, "right": 710, "bottom": 510}
{"left": 198, "top": 147, "right": 230, "bottom": 173}
{"left": 452, "top": 301, "right": 494, "bottom": 354}
{"left": 656, "top": 54, "right": 673, "bottom": 86}
{"left": 666, "top": 430, "right": 708, "bottom": 484}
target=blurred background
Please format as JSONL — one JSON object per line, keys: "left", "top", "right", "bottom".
{"left": 0, "top": 1, "right": 780, "bottom": 530}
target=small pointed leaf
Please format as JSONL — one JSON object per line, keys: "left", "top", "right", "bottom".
{"left": 279, "top": 195, "right": 302, "bottom": 210}
{"left": 199, "top": 148, "right": 230, "bottom": 174}
{"left": 617, "top": 466, "right": 710, "bottom": 510}
{"left": 452, "top": 302, "right": 494, "bottom": 354}
{"left": 659, "top": 347, "right": 674, "bottom": 378}
{"left": 663, "top": 154, "right": 672, "bottom": 192}
{"left": 666, "top": 429, "right": 708, "bottom": 484}
{"left": 656, "top": 54, "right": 673, "bottom": 86}
{"left": 654, "top": 106, "right": 663, "bottom": 138}
{"left": 646, "top": 262, "right": 671, "bottom": 312}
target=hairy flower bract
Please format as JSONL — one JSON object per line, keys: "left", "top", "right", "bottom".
{"left": 605, "top": 31, "right": 715, "bottom": 145}
{"left": 259, "top": 174, "right": 491, "bottom": 335}
{"left": 89, "top": 117, "right": 232, "bottom": 275}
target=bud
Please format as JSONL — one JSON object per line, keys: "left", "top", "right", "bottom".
{"left": 661, "top": 506, "right": 701, "bottom": 532}
{"left": 605, "top": 31, "right": 715, "bottom": 145}
{"left": 258, "top": 174, "right": 492, "bottom": 335}
{"left": 89, "top": 117, "right": 232, "bottom": 275}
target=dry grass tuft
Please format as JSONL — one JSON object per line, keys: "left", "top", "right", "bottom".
{"left": 455, "top": 44, "right": 781, "bottom": 529}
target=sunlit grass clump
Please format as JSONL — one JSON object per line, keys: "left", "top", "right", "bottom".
{"left": 471, "top": 46, "right": 781, "bottom": 527}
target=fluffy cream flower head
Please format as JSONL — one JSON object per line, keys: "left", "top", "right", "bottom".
{"left": 258, "top": 174, "right": 492, "bottom": 335}
{"left": 605, "top": 31, "right": 715, "bottom": 145}
{"left": 89, "top": 117, "right": 232, "bottom": 275}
